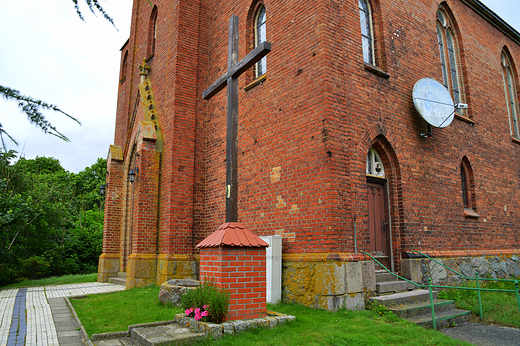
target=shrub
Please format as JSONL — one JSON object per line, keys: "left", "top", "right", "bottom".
{"left": 180, "top": 280, "right": 230, "bottom": 324}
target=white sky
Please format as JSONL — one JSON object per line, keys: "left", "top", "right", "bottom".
{"left": 0, "top": 0, "right": 518, "bottom": 173}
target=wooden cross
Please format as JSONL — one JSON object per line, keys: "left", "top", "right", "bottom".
{"left": 202, "top": 15, "right": 271, "bottom": 223}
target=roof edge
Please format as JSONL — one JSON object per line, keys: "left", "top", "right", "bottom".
{"left": 460, "top": 0, "right": 520, "bottom": 46}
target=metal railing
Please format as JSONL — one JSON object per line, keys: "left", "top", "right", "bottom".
{"left": 361, "top": 251, "right": 520, "bottom": 330}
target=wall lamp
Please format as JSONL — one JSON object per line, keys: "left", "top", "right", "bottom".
{"left": 128, "top": 167, "right": 139, "bottom": 183}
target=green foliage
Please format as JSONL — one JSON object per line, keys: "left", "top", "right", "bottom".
{"left": 366, "top": 301, "right": 394, "bottom": 316}
{"left": 439, "top": 278, "right": 520, "bottom": 328}
{"left": 0, "top": 151, "right": 106, "bottom": 287}
{"left": 180, "top": 281, "right": 230, "bottom": 324}
{"left": 0, "top": 85, "right": 80, "bottom": 149}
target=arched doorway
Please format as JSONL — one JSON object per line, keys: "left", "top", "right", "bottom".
{"left": 366, "top": 147, "right": 391, "bottom": 269}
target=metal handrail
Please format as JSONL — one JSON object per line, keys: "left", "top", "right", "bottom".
{"left": 362, "top": 250, "right": 520, "bottom": 329}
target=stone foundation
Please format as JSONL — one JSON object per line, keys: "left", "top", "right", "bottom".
{"left": 127, "top": 253, "right": 158, "bottom": 288}
{"left": 156, "top": 255, "right": 199, "bottom": 284}
{"left": 282, "top": 257, "right": 374, "bottom": 311}
{"left": 402, "top": 253, "right": 520, "bottom": 285}
{"left": 97, "top": 254, "right": 120, "bottom": 283}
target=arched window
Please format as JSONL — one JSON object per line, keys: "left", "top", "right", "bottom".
{"left": 460, "top": 157, "right": 478, "bottom": 218}
{"left": 120, "top": 50, "right": 128, "bottom": 82}
{"left": 254, "top": 5, "right": 266, "bottom": 78}
{"left": 501, "top": 50, "right": 520, "bottom": 139}
{"left": 436, "top": 7, "right": 465, "bottom": 111}
{"left": 366, "top": 147, "right": 385, "bottom": 178}
{"left": 148, "top": 6, "right": 158, "bottom": 58}
{"left": 359, "top": 0, "right": 374, "bottom": 65}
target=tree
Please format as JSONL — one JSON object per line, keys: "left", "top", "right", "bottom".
{"left": 0, "top": 0, "right": 114, "bottom": 150}
{"left": 0, "top": 152, "right": 107, "bottom": 286}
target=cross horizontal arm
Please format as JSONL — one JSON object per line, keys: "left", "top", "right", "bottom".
{"left": 202, "top": 41, "right": 272, "bottom": 100}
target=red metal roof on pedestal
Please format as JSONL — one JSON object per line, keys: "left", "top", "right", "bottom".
{"left": 196, "top": 222, "right": 269, "bottom": 248}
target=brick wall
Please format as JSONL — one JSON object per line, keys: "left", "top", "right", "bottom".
{"left": 101, "top": 0, "right": 520, "bottom": 285}
{"left": 200, "top": 247, "right": 267, "bottom": 321}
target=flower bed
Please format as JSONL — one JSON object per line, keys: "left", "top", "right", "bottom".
{"left": 174, "top": 310, "right": 295, "bottom": 339}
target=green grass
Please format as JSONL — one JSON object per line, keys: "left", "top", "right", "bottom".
{"left": 71, "top": 287, "right": 469, "bottom": 345}
{"left": 70, "top": 285, "right": 183, "bottom": 336}
{"left": 196, "top": 304, "right": 471, "bottom": 346}
{"left": 1, "top": 273, "right": 97, "bottom": 289}
{"left": 438, "top": 279, "right": 520, "bottom": 328}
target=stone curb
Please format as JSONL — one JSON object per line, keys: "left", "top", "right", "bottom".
{"left": 65, "top": 296, "right": 94, "bottom": 346}
{"left": 174, "top": 310, "right": 296, "bottom": 339}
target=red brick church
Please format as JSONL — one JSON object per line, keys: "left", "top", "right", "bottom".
{"left": 99, "top": 0, "right": 520, "bottom": 309}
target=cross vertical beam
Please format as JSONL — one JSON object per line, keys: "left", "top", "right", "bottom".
{"left": 226, "top": 16, "right": 239, "bottom": 222}
{"left": 202, "top": 15, "right": 271, "bottom": 223}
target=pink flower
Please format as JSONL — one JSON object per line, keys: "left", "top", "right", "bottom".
{"left": 195, "top": 308, "right": 201, "bottom": 315}
{"left": 203, "top": 305, "right": 209, "bottom": 310}
{"left": 194, "top": 313, "right": 201, "bottom": 320}
{"left": 201, "top": 310, "right": 208, "bottom": 317}
{"left": 185, "top": 308, "right": 193, "bottom": 316}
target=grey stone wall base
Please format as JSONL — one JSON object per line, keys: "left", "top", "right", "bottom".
{"left": 174, "top": 311, "right": 296, "bottom": 339}
{"left": 402, "top": 254, "right": 520, "bottom": 286}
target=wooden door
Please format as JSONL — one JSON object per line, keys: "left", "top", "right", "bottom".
{"left": 367, "top": 180, "right": 390, "bottom": 268}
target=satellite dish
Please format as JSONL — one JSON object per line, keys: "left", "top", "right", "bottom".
{"left": 412, "top": 78, "right": 455, "bottom": 128}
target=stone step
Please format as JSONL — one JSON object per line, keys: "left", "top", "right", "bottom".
{"left": 389, "top": 299, "right": 457, "bottom": 319}
{"left": 375, "top": 272, "right": 399, "bottom": 283}
{"left": 108, "top": 277, "right": 126, "bottom": 286}
{"left": 131, "top": 323, "right": 205, "bottom": 346}
{"left": 369, "top": 289, "right": 439, "bottom": 307}
{"left": 406, "top": 308, "right": 471, "bottom": 329}
{"left": 376, "top": 280, "right": 416, "bottom": 293}
{"left": 118, "top": 272, "right": 127, "bottom": 278}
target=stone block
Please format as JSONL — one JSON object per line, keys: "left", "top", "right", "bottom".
{"left": 314, "top": 262, "right": 346, "bottom": 296}
{"left": 97, "top": 254, "right": 120, "bottom": 283}
{"left": 361, "top": 261, "right": 376, "bottom": 292}
{"left": 158, "top": 279, "right": 199, "bottom": 306}
{"left": 471, "top": 256, "right": 486, "bottom": 269}
{"left": 430, "top": 261, "right": 447, "bottom": 284}
{"left": 231, "top": 320, "right": 246, "bottom": 333}
{"left": 156, "top": 256, "right": 198, "bottom": 285}
{"left": 344, "top": 293, "right": 364, "bottom": 311}
{"left": 127, "top": 254, "right": 157, "bottom": 288}
{"left": 345, "top": 261, "right": 363, "bottom": 293}
{"left": 401, "top": 259, "right": 421, "bottom": 283}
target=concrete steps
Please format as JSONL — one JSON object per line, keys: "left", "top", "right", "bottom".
{"left": 92, "top": 321, "right": 204, "bottom": 346}
{"left": 369, "top": 289, "right": 471, "bottom": 329}
{"left": 108, "top": 272, "right": 127, "bottom": 286}
{"left": 375, "top": 271, "right": 415, "bottom": 294}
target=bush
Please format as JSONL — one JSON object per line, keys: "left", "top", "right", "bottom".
{"left": 180, "top": 280, "right": 230, "bottom": 324}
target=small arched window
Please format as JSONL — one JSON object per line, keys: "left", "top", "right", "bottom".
{"left": 254, "top": 5, "right": 266, "bottom": 78}
{"left": 148, "top": 6, "right": 158, "bottom": 58}
{"left": 460, "top": 157, "right": 478, "bottom": 218}
{"left": 501, "top": 50, "right": 520, "bottom": 139}
{"left": 359, "top": 0, "right": 374, "bottom": 65}
{"left": 121, "top": 50, "right": 128, "bottom": 82}
{"left": 436, "top": 7, "right": 465, "bottom": 111}
{"left": 366, "top": 147, "right": 385, "bottom": 178}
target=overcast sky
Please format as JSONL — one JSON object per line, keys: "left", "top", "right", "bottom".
{"left": 0, "top": 0, "right": 518, "bottom": 173}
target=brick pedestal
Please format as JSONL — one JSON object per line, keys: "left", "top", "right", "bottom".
{"left": 197, "top": 222, "right": 268, "bottom": 321}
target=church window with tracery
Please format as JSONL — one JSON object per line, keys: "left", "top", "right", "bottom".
{"left": 366, "top": 147, "right": 385, "bottom": 178}
{"left": 436, "top": 7, "right": 465, "bottom": 113}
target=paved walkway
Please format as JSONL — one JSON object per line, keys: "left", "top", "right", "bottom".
{"left": 0, "top": 283, "right": 124, "bottom": 346}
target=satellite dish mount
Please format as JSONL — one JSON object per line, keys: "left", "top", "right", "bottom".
{"left": 412, "top": 78, "right": 467, "bottom": 138}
